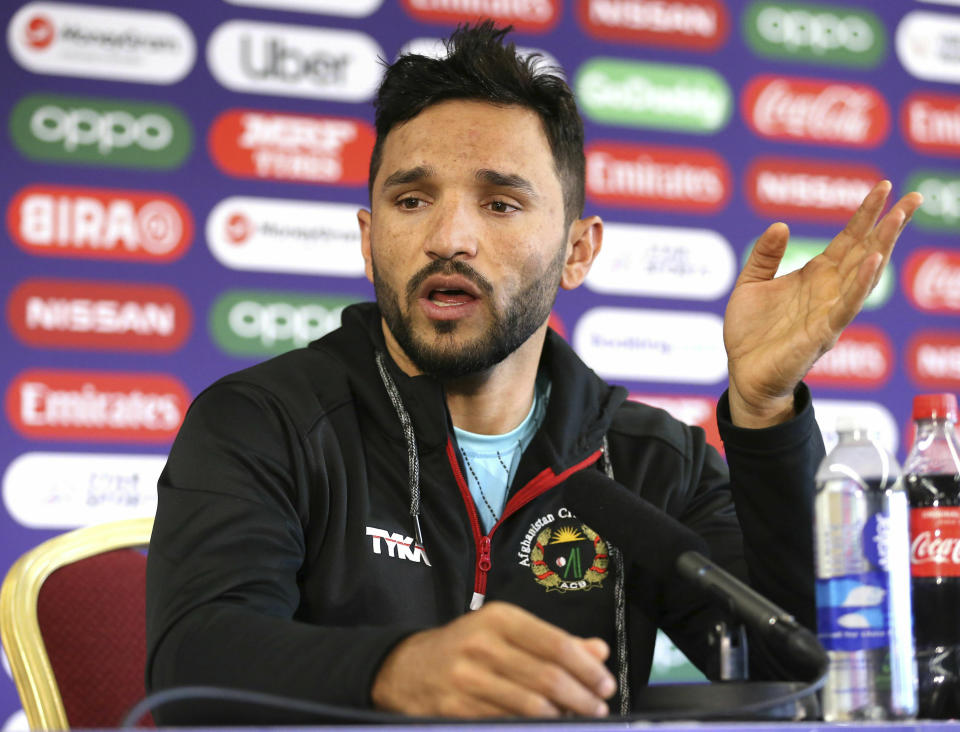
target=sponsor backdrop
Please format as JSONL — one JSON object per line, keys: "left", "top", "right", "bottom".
{"left": 2, "top": 0, "right": 960, "bottom": 722}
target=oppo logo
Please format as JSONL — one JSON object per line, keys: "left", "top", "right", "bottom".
{"left": 907, "top": 172, "right": 960, "bottom": 232}
{"left": 807, "top": 325, "right": 893, "bottom": 388}
{"left": 904, "top": 249, "right": 960, "bottom": 314}
{"left": 908, "top": 333, "right": 960, "bottom": 388}
{"left": 207, "top": 21, "right": 382, "bottom": 101}
{"left": 401, "top": 0, "right": 560, "bottom": 33}
{"left": 629, "top": 393, "right": 722, "bottom": 454}
{"left": 745, "top": 156, "right": 882, "bottom": 221}
{"left": 902, "top": 92, "right": 960, "bottom": 157}
{"left": 8, "top": 278, "right": 192, "bottom": 352}
{"left": 813, "top": 399, "right": 898, "bottom": 455}
{"left": 8, "top": 184, "right": 192, "bottom": 262}
{"left": 897, "top": 11, "right": 960, "bottom": 84}
{"left": 576, "top": 0, "right": 728, "bottom": 51}
{"left": 223, "top": 0, "right": 384, "bottom": 16}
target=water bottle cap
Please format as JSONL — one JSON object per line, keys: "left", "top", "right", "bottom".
{"left": 912, "top": 393, "right": 958, "bottom": 422}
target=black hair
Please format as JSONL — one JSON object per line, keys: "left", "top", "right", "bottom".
{"left": 369, "top": 21, "right": 585, "bottom": 226}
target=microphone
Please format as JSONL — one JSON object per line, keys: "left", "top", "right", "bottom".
{"left": 562, "top": 469, "right": 827, "bottom": 680}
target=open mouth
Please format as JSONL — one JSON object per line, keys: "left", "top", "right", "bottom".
{"left": 428, "top": 288, "right": 476, "bottom": 307}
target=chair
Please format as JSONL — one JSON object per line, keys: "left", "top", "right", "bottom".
{"left": 0, "top": 517, "right": 154, "bottom": 730}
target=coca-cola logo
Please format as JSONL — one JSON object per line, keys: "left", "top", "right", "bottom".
{"left": 742, "top": 74, "right": 889, "bottom": 147}
{"left": 807, "top": 325, "right": 893, "bottom": 388}
{"left": 903, "top": 249, "right": 960, "bottom": 313}
{"left": 400, "top": 0, "right": 560, "bottom": 33}
{"left": 576, "top": 0, "right": 728, "bottom": 51}
{"left": 907, "top": 332, "right": 960, "bottom": 387}
{"left": 902, "top": 92, "right": 960, "bottom": 157}
{"left": 911, "top": 507, "right": 960, "bottom": 577}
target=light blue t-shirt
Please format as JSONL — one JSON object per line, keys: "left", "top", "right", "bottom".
{"left": 454, "top": 378, "right": 550, "bottom": 533}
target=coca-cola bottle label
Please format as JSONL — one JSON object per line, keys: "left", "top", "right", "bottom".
{"left": 910, "top": 506, "right": 960, "bottom": 577}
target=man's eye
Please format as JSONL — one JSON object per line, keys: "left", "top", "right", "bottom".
{"left": 397, "top": 197, "right": 423, "bottom": 210}
{"left": 488, "top": 200, "right": 519, "bottom": 213}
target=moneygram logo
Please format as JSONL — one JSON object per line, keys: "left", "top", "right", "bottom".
{"left": 745, "top": 156, "right": 882, "bottom": 221}
{"left": 210, "top": 291, "right": 360, "bottom": 357}
{"left": 207, "top": 20, "right": 382, "bottom": 101}
{"left": 744, "top": 2, "right": 885, "bottom": 68}
{"left": 207, "top": 197, "right": 365, "bottom": 277}
{"left": 897, "top": 11, "right": 960, "bottom": 84}
{"left": 742, "top": 75, "right": 889, "bottom": 147}
{"left": 576, "top": 0, "right": 728, "bottom": 50}
{"left": 907, "top": 172, "right": 960, "bottom": 232}
{"left": 585, "top": 222, "right": 735, "bottom": 300}
{"left": 224, "top": 0, "right": 384, "bottom": 15}
{"left": 807, "top": 325, "right": 893, "bottom": 388}
{"left": 6, "top": 370, "right": 189, "bottom": 442}
{"left": 401, "top": 0, "right": 560, "bottom": 33}
{"left": 10, "top": 94, "right": 191, "bottom": 169}
{"left": 576, "top": 58, "right": 731, "bottom": 133}
{"left": 586, "top": 142, "right": 730, "bottom": 213}
{"left": 8, "top": 3, "right": 195, "bottom": 84}
{"left": 629, "top": 393, "right": 722, "bottom": 453}
{"left": 908, "top": 333, "right": 960, "bottom": 388}
{"left": 573, "top": 307, "right": 726, "bottom": 383}
{"left": 7, "top": 184, "right": 192, "bottom": 262}
{"left": 902, "top": 92, "right": 960, "bottom": 157}
{"left": 209, "top": 109, "right": 374, "bottom": 186}
{"left": 904, "top": 249, "right": 960, "bottom": 314}
{"left": 3, "top": 452, "right": 163, "bottom": 529}
{"left": 8, "top": 278, "right": 192, "bottom": 352}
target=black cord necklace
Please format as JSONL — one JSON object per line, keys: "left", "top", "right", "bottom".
{"left": 459, "top": 442, "right": 520, "bottom": 525}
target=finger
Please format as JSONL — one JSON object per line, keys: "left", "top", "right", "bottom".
{"left": 839, "top": 179, "right": 892, "bottom": 242}
{"left": 582, "top": 637, "right": 611, "bottom": 662}
{"left": 736, "top": 222, "right": 789, "bottom": 286}
{"left": 861, "top": 191, "right": 923, "bottom": 290}
{"left": 830, "top": 252, "right": 883, "bottom": 334}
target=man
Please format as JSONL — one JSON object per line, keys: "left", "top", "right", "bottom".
{"left": 146, "top": 22, "right": 921, "bottom": 721}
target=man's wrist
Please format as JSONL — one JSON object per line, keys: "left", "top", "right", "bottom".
{"left": 727, "top": 385, "right": 796, "bottom": 429}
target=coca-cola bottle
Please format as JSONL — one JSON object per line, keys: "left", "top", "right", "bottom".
{"left": 906, "top": 393, "right": 960, "bottom": 719}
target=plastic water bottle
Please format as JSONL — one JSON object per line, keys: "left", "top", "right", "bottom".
{"left": 813, "top": 421, "right": 917, "bottom": 720}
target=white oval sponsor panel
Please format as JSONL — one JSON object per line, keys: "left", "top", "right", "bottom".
{"left": 223, "top": 0, "right": 384, "bottom": 15}
{"left": 2, "top": 711, "right": 27, "bottom": 732}
{"left": 207, "top": 197, "right": 365, "bottom": 277}
{"left": 3, "top": 451, "right": 163, "bottom": 528}
{"left": 897, "top": 11, "right": 960, "bottom": 83}
{"left": 207, "top": 20, "right": 383, "bottom": 101}
{"left": 813, "top": 399, "right": 898, "bottom": 456}
{"left": 7, "top": 2, "right": 195, "bottom": 84}
{"left": 585, "top": 223, "right": 735, "bottom": 300}
{"left": 573, "top": 307, "right": 726, "bottom": 383}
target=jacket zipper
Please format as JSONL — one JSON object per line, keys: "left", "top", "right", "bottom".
{"left": 446, "top": 437, "right": 603, "bottom": 610}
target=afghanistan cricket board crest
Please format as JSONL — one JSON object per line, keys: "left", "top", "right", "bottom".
{"left": 529, "top": 520, "right": 609, "bottom": 592}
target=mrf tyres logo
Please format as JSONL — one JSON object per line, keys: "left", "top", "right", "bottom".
{"left": 744, "top": 2, "right": 885, "bottom": 68}
{"left": 576, "top": 0, "right": 728, "bottom": 51}
{"left": 8, "top": 2, "right": 196, "bottom": 84}
{"left": 10, "top": 93, "right": 192, "bottom": 169}
{"left": 210, "top": 291, "right": 359, "bottom": 357}
{"left": 908, "top": 172, "right": 960, "bottom": 232}
{"left": 400, "top": 0, "right": 560, "bottom": 33}
{"left": 575, "top": 58, "right": 731, "bottom": 133}
{"left": 742, "top": 74, "right": 889, "bottom": 147}
{"left": 902, "top": 92, "right": 960, "bottom": 157}
{"left": 8, "top": 184, "right": 192, "bottom": 262}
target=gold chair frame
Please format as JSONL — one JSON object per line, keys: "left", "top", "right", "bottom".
{"left": 0, "top": 517, "right": 153, "bottom": 731}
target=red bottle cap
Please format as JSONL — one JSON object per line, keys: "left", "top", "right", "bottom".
{"left": 913, "top": 393, "right": 959, "bottom": 422}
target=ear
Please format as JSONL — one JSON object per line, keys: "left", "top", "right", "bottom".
{"left": 560, "top": 215, "right": 603, "bottom": 291}
{"left": 357, "top": 208, "right": 374, "bottom": 284}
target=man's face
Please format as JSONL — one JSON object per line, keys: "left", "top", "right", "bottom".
{"left": 359, "top": 100, "right": 571, "bottom": 380}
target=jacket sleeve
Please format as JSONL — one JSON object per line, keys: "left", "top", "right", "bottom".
{"left": 145, "top": 381, "right": 421, "bottom": 724}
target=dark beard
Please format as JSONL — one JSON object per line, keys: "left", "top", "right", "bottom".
{"left": 373, "top": 246, "right": 565, "bottom": 380}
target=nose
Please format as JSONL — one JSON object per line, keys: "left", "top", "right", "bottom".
{"left": 422, "top": 194, "right": 479, "bottom": 261}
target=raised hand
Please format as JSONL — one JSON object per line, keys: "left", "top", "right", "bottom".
{"left": 723, "top": 181, "right": 923, "bottom": 428}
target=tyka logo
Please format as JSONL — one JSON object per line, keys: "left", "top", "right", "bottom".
{"left": 366, "top": 526, "right": 431, "bottom": 566}
{"left": 807, "top": 325, "right": 893, "bottom": 389}
{"left": 400, "top": 0, "right": 560, "bottom": 33}
{"left": 902, "top": 92, "right": 960, "bottom": 157}
{"left": 576, "top": 0, "right": 728, "bottom": 51}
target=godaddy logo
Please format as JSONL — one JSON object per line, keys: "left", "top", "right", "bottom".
{"left": 576, "top": 58, "right": 730, "bottom": 133}
{"left": 10, "top": 94, "right": 191, "bottom": 169}
{"left": 744, "top": 2, "right": 885, "bottom": 68}
{"left": 907, "top": 172, "right": 960, "bottom": 232}
{"left": 210, "top": 291, "right": 360, "bottom": 356}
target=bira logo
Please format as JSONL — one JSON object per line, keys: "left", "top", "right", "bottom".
{"left": 807, "top": 325, "right": 893, "bottom": 389}
{"left": 366, "top": 526, "right": 431, "bottom": 566}
{"left": 907, "top": 171, "right": 960, "bottom": 232}
{"left": 745, "top": 156, "right": 882, "bottom": 221}
{"left": 400, "top": 0, "right": 560, "bottom": 33}
{"left": 585, "top": 142, "right": 731, "bottom": 213}
{"left": 742, "top": 75, "right": 889, "bottom": 147}
{"left": 7, "top": 184, "right": 192, "bottom": 262}
{"left": 907, "top": 333, "right": 960, "bottom": 388}
{"left": 6, "top": 370, "right": 189, "bottom": 442}
{"left": 209, "top": 110, "right": 374, "bottom": 186}
{"left": 904, "top": 249, "right": 960, "bottom": 313}
{"left": 8, "top": 278, "right": 192, "bottom": 352}
{"left": 576, "top": 0, "right": 728, "bottom": 51}
{"left": 206, "top": 20, "right": 382, "bottom": 101}
{"left": 902, "top": 92, "right": 960, "bottom": 157}
{"left": 8, "top": 2, "right": 195, "bottom": 84}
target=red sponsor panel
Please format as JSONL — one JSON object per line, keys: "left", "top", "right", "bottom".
{"left": 744, "top": 156, "right": 882, "bottom": 222}
{"left": 6, "top": 369, "right": 189, "bottom": 443}
{"left": 742, "top": 75, "right": 889, "bottom": 148}
{"left": 576, "top": 0, "right": 728, "bottom": 50}
{"left": 903, "top": 249, "right": 960, "bottom": 314}
{"left": 7, "top": 278, "right": 192, "bottom": 352}
{"left": 629, "top": 393, "right": 722, "bottom": 455}
{"left": 400, "top": 0, "right": 560, "bottom": 33}
{"left": 911, "top": 508, "right": 960, "bottom": 578}
{"left": 208, "top": 109, "right": 375, "bottom": 186}
{"left": 585, "top": 141, "right": 731, "bottom": 214}
{"left": 7, "top": 185, "right": 192, "bottom": 262}
{"left": 902, "top": 92, "right": 960, "bottom": 157}
{"left": 807, "top": 325, "right": 893, "bottom": 389}
{"left": 907, "top": 332, "right": 960, "bottom": 389}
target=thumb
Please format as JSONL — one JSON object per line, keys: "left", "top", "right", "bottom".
{"left": 737, "top": 222, "right": 790, "bottom": 286}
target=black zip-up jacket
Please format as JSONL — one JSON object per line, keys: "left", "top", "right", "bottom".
{"left": 146, "top": 303, "right": 822, "bottom": 722}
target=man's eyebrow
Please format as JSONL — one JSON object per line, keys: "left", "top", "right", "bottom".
{"left": 380, "top": 165, "right": 435, "bottom": 191}
{"left": 476, "top": 169, "right": 538, "bottom": 197}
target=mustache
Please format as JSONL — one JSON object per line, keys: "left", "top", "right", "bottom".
{"left": 405, "top": 259, "right": 494, "bottom": 301}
